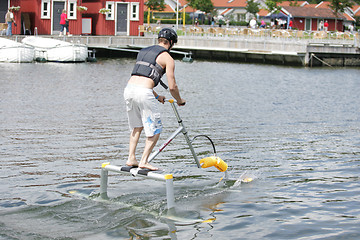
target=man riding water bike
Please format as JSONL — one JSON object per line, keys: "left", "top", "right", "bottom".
{"left": 124, "top": 28, "right": 186, "bottom": 171}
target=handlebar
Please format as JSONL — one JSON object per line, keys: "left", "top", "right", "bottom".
{"left": 165, "top": 99, "right": 185, "bottom": 106}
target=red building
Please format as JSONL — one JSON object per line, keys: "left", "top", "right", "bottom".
{"left": 281, "top": 6, "right": 345, "bottom": 31}
{"left": 258, "top": 1, "right": 348, "bottom": 32}
{"left": 2, "top": 0, "right": 144, "bottom": 36}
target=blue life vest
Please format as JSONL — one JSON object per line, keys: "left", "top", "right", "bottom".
{"left": 131, "top": 45, "right": 168, "bottom": 88}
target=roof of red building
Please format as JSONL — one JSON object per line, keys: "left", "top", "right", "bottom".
{"left": 258, "top": 8, "right": 270, "bottom": 17}
{"left": 278, "top": 1, "right": 308, "bottom": 7}
{"left": 220, "top": 8, "right": 233, "bottom": 15}
{"left": 211, "top": 0, "right": 247, "bottom": 8}
{"left": 315, "top": 1, "right": 331, "bottom": 8}
{"left": 282, "top": 6, "right": 346, "bottom": 19}
{"left": 304, "top": 4, "right": 317, "bottom": 8}
{"left": 351, "top": 5, "right": 360, "bottom": 13}
{"left": 258, "top": 1, "right": 310, "bottom": 16}
{"left": 355, "top": 10, "right": 360, "bottom": 16}
{"left": 344, "top": 12, "right": 356, "bottom": 21}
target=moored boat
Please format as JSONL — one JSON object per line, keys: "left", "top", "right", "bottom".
{"left": 22, "top": 36, "right": 88, "bottom": 62}
{"left": 0, "top": 37, "right": 35, "bottom": 63}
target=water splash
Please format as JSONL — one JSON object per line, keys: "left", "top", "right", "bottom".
{"left": 238, "top": 170, "right": 256, "bottom": 184}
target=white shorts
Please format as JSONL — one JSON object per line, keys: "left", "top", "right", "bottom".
{"left": 124, "top": 84, "right": 162, "bottom": 137}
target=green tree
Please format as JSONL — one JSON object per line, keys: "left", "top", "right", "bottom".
{"left": 329, "top": 0, "right": 354, "bottom": 31}
{"left": 245, "top": 0, "right": 260, "bottom": 18}
{"left": 289, "top": 0, "right": 301, "bottom": 6}
{"left": 145, "top": 0, "right": 166, "bottom": 11}
{"left": 187, "top": 0, "right": 214, "bottom": 14}
{"left": 265, "top": 0, "right": 283, "bottom": 13}
{"left": 187, "top": 0, "right": 214, "bottom": 24}
{"left": 145, "top": 0, "right": 166, "bottom": 24}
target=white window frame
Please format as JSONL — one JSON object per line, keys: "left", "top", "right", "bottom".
{"left": 106, "top": 1, "right": 115, "bottom": 20}
{"left": 130, "top": 2, "right": 139, "bottom": 21}
{"left": 68, "top": 0, "right": 77, "bottom": 19}
{"left": 41, "top": 0, "right": 51, "bottom": 19}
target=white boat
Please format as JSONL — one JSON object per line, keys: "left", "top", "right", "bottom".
{"left": 22, "top": 36, "right": 88, "bottom": 62}
{"left": 0, "top": 37, "right": 35, "bottom": 63}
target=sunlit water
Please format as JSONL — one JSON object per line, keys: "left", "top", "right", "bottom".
{"left": 1, "top": 59, "right": 359, "bottom": 240}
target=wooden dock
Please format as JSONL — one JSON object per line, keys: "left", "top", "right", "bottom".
{"left": 10, "top": 34, "right": 360, "bottom": 66}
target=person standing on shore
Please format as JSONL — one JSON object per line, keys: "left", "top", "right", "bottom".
{"left": 249, "top": 17, "right": 257, "bottom": 29}
{"left": 5, "top": 8, "right": 16, "bottom": 36}
{"left": 288, "top": 20, "right": 293, "bottom": 30}
{"left": 124, "top": 28, "right": 186, "bottom": 171}
{"left": 349, "top": 24, "right": 354, "bottom": 33}
{"left": 324, "top": 20, "right": 329, "bottom": 32}
{"left": 59, "top": 9, "right": 71, "bottom": 36}
{"left": 260, "top": 20, "right": 266, "bottom": 28}
{"left": 218, "top": 15, "right": 225, "bottom": 27}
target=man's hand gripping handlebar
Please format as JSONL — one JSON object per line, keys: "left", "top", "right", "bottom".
{"left": 166, "top": 99, "right": 186, "bottom": 106}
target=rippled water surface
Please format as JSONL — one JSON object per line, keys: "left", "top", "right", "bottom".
{"left": 1, "top": 59, "right": 360, "bottom": 240}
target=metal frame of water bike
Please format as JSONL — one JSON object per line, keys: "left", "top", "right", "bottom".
{"left": 148, "top": 99, "right": 201, "bottom": 168}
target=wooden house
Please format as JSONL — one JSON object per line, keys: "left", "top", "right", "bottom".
{"left": 2, "top": 0, "right": 144, "bottom": 36}
{"left": 281, "top": 6, "right": 346, "bottom": 31}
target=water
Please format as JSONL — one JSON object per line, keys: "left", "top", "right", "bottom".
{"left": 1, "top": 59, "right": 359, "bottom": 240}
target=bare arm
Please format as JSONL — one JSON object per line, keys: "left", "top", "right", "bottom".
{"left": 164, "top": 55, "right": 186, "bottom": 106}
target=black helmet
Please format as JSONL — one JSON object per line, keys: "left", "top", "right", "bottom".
{"left": 158, "top": 28, "right": 178, "bottom": 46}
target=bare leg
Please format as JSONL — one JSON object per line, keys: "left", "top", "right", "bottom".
{"left": 139, "top": 133, "right": 160, "bottom": 170}
{"left": 126, "top": 127, "right": 143, "bottom": 167}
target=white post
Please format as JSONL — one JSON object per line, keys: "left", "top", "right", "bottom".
{"left": 100, "top": 163, "right": 109, "bottom": 199}
{"left": 176, "top": 0, "right": 179, "bottom": 30}
{"left": 165, "top": 174, "right": 175, "bottom": 209}
{"left": 100, "top": 163, "right": 175, "bottom": 209}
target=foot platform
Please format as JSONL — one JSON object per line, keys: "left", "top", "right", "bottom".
{"left": 119, "top": 165, "right": 162, "bottom": 177}
{"left": 100, "top": 162, "right": 175, "bottom": 209}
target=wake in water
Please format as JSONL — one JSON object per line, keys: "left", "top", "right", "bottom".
{"left": 157, "top": 169, "right": 258, "bottom": 228}
{"left": 67, "top": 166, "right": 257, "bottom": 226}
